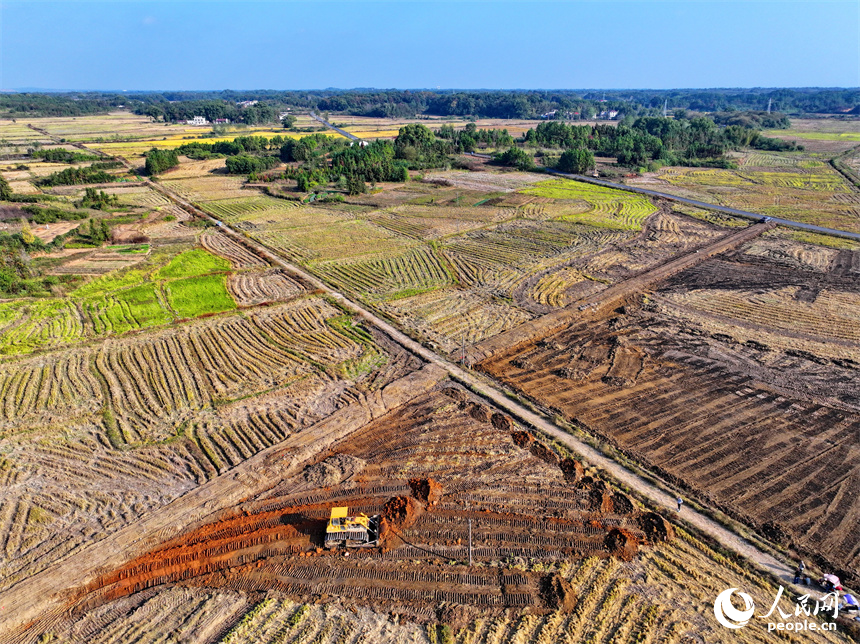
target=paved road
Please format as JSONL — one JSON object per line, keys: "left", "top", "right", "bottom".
{"left": 546, "top": 169, "right": 860, "bottom": 242}
{"left": 309, "top": 112, "right": 362, "bottom": 142}
{"left": 465, "top": 152, "right": 860, "bottom": 242}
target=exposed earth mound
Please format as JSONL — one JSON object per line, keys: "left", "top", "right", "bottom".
{"left": 605, "top": 527, "right": 640, "bottom": 561}
{"left": 539, "top": 573, "right": 578, "bottom": 612}
{"left": 408, "top": 478, "right": 443, "bottom": 506}
{"left": 560, "top": 457, "right": 585, "bottom": 483}
{"left": 638, "top": 512, "right": 676, "bottom": 543}
{"left": 303, "top": 454, "right": 366, "bottom": 487}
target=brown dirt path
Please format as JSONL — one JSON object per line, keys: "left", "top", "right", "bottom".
{"left": 465, "top": 220, "right": 775, "bottom": 364}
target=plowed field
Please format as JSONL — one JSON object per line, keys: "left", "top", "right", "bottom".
{"left": 11, "top": 385, "right": 850, "bottom": 644}
{"left": 480, "top": 240, "right": 860, "bottom": 582}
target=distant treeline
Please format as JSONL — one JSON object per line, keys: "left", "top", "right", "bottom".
{"left": 145, "top": 112, "right": 803, "bottom": 186}
{"left": 2, "top": 88, "right": 858, "bottom": 120}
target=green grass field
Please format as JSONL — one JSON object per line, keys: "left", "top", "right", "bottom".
{"left": 83, "top": 283, "right": 172, "bottom": 335}
{"left": 166, "top": 274, "right": 236, "bottom": 318}
{"left": 520, "top": 179, "right": 657, "bottom": 230}
{"left": 0, "top": 249, "right": 236, "bottom": 355}
{"left": 763, "top": 130, "right": 860, "bottom": 142}
{"left": 155, "top": 248, "right": 231, "bottom": 279}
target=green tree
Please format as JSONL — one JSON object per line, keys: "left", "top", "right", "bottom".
{"left": 557, "top": 148, "right": 594, "bottom": 174}
{"left": 394, "top": 123, "right": 436, "bottom": 162}
{"left": 0, "top": 175, "right": 12, "bottom": 201}
{"left": 496, "top": 147, "right": 533, "bottom": 170}
{"left": 144, "top": 148, "right": 179, "bottom": 175}
{"left": 346, "top": 175, "right": 366, "bottom": 195}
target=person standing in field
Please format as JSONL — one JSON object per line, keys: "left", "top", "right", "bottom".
{"left": 676, "top": 497, "right": 683, "bottom": 512}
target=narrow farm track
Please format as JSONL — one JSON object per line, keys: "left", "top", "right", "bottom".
{"left": 467, "top": 220, "right": 775, "bottom": 363}
{"left": 132, "top": 172, "right": 806, "bottom": 592}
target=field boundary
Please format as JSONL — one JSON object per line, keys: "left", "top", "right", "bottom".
{"left": 465, "top": 220, "right": 773, "bottom": 364}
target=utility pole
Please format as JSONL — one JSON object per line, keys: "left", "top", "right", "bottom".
{"left": 468, "top": 517, "right": 473, "bottom": 566}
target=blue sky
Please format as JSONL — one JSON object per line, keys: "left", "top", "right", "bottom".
{"left": 2, "top": 1, "right": 857, "bottom": 90}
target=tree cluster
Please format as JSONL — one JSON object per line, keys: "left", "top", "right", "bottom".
{"left": 522, "top": 114, "right": 802, "bottom": 169}
{"left": 22, "top": 204, "right": 88, "bottom": 224}
{"left": 144, "top": 148, "right": 179, "bottom": 175}
{"left": 279, "top": 134, "right": 343, "bottom": 163}
{"left": 75, "top": 218, "right": 111, "bottom": 244}
{"left": 136, "top": 99, "right": 277, "bottom": 125}
{"left": 435, "top": 122, "right": 515, "bottom": 152}
{"left": 495, "top": 147, "right": 534, "bottom": 171}
{"left": 556, "top": 149, "right": 595, "bottom": 174}
{"left": 225, "top": 155, "right": 280, "bottom": 175}
{"left": 330, "top": 141, "right": 409, "bottom": 184}
{"left": 37, "top": 166, "right": 117, "bottom": 186}
{"left": 78, "top": 188, "right": 120, "bottom": 210}
{"left": 5, "top": 88, "right": 859, "bottom": 122}
{"left": 30, "top": 148, "right": 100, "bottom": 163}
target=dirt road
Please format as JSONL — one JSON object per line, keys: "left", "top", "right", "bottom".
{"left": 546, "top": 168, "right": 860, "bottom": 242}
{"left": 466, "top": 220, "right": 774, "bottom": 364}
{"left": 0, "top": 366, "right": 446, "bottom": 639}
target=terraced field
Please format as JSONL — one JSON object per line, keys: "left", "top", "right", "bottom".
{"left": 317, "top": 245, "right": 454, "bottom": 300}
{"left": 378, "top": 287, "right": 534, "bottom": 352}
{"left": 228, "top": 269, "right": 304, "bottom": 306}
{"left": 172, "top": 161, "right": 742, "bottom": 356}
{"left": 3, "top": 112, "right": 860, "bottom": 644}
{"left": 0, "top": 295, "right": 421, "bottom": 606}
{"left": 521, "top": 178, "right": 658, "bottom": 230}
{"left": 201, "top": 230, "right": 269, "bottom": 268}
{"left": 0, "top": 248, "right": 242, "bottom": 355}
{"left": 200, "top": 195, "right": 302, "bottom": 223}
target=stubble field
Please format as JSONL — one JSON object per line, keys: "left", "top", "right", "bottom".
{"left": 478, "top": 233, "right": 860, "bottom": 580}
{"left": 2, "top": 113, "right": 859, "bottom": 643}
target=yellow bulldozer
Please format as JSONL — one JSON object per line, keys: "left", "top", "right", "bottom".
{"left": 324, "top": 507, "right": 381, "bottom": 549}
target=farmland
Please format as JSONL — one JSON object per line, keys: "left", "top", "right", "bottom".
{"left": 0, "top": 248, "right": 240, "bottom": 355}
{"left": 166, "top": 152, "right": 738, "bottom": 354}
{"left": 2, "top": 110, "right": 860, "bottom": 643}
{"left": 0, "top": 290, "right": 422, "bottom": 619}
{"left": 7, "top": 383, "right": 848, "bottom": 644}
{"left": 627, "top": 147, "right": 860, "bottom": 232}
{"left": 478, "top": 232, "right": 860, "bottom": 580}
